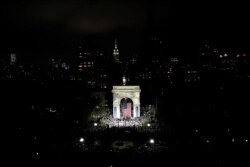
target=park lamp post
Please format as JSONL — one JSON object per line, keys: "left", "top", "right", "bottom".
{"left": 149, "top": 138, "right": 155, "bottom": 152}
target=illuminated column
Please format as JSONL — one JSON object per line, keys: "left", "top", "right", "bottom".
{"left": 113, "top": 94, "right": 120, "bottom": 119}
{"left": 132, "top": 91, "right": 140, "bottom": 118}
{"left": 113, "top": 105, "right": 120, "bottom": 118}
{"left": 133, "top": 105, "right": 140, "bottom": 118}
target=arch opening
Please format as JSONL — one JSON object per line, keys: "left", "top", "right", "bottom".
{"left": 120, "top": 98, "right": 133, "bottom": 118}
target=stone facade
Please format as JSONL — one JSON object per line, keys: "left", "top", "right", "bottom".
{"left": 112, "top": 86, "right": 141, "bottom": 119}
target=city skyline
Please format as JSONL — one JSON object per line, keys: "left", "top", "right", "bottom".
{"left": 1, "top": 0, "right": 249, "bottom": 64}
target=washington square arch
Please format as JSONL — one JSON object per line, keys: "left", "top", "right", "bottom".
{"left": 112, "top": 86, "right": 141, "bottom": 119}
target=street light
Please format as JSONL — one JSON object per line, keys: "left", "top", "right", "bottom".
{"left": 149, "top": 139, "right": 155, "bottom": 144}
{"left": 79, "top": 137, "right": 84, "bottom": 143}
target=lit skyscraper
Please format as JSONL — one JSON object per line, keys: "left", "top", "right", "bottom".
{"left": 10, "top": 53, "right": 17, "bottom": 65}
{"left": 113, "top": 39, "right": 119, "bottom": 63}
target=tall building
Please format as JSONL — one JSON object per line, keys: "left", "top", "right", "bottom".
{"left": 113, "top": 39, "right": 119, "bottom": 63}
{"left": 199, "top": 43, "right": 219, "bottom": 70}
{"left": 77, "top": 46, "right": 109, "bottom": 89}
{"left": 10, "top": 53, "right": 17, "bottom": 65}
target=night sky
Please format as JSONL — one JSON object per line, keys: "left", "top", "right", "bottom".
{"left": 1, "top": 0, "right": 249, "bottom": 63}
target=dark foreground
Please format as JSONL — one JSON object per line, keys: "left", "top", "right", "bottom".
{"left": 2, "top": 80, "right": 249, "bottom": 166}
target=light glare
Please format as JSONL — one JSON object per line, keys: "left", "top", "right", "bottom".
{"left": 79, "top": 137, "right": 84, "bottom": 142}
{"left": 149, "top": 139, "right": 155, "bottom": 144}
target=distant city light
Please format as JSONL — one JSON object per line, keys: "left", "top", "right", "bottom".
{"left": 206, "top": 140, "right": 210, "bottom": 143}
{"left": 147, "top": 123, "right": 151, "bottom": 127}
{"left": 236, "top": 54, "right": 240, "bottom": 58}
{"left": 232, "top": 138, "right": 235, "bottom": 143}
{"left": 10, "top": 53, "right": 17, "bottom": 64}
{"left": 49, "top": 108, "right": 56, "bottom": 113}
{"left": 94, "top": 123, "right": 98, "bottom": 126}
{"left": 35, "top": 152, "right": 39, "bottom": 156}
{"left": 149, "top": 139, "right": 155, "bottom": 144}
{"left": 245, "top": 139, "right": 248, "bottom": 142}
{"left": 79, "top": 137, "right": 84, "bottom": 143}
{"left": 195, "top": 129, "right": 199, "bottom": 133}
{"left": 224, "top": 53, "right": 228, "bottom": 57}
{"left": 219, "top": 55, "right": 223, "bottom": 58}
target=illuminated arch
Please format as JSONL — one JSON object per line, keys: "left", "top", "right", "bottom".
{"left": 112, "top": 86, "right": 141, "bottom": 119}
